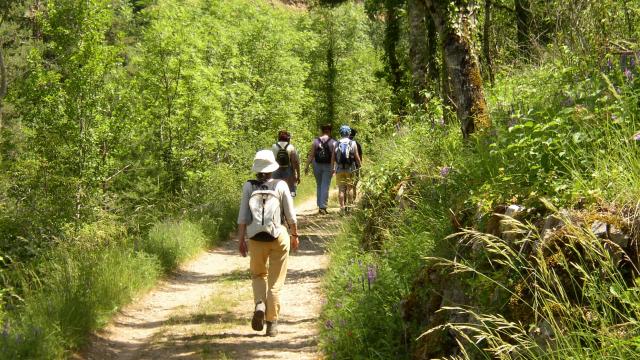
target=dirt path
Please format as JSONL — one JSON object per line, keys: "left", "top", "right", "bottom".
{"left": 79, "top": 195, "right": 338, "bottom": 360}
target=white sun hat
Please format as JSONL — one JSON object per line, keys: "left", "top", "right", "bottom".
{"left": 252, "top": 149, "right": 280, "bottom": 173}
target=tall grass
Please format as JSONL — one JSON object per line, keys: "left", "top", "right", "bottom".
{"left": 143, "top": 220, "right": 208, "bottom": 270}
{"left": 1, "top": 245, "right": 161, "bottom": 358}
{"left": 427, "top": 211, "right": 640, "bottom": 359}
{"left": 1, "top": 216, "right": 234, "bottom": 359}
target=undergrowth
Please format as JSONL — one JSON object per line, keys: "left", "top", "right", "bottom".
{"left": 321, "top": 62, "right": 640, "bottom": 359}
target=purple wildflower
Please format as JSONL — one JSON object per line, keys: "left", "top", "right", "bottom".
{"left": 561, "top": 97, "right": 574, "bottom": 107}
{"left": 367, "top": 265, "right": 377, "bottom": 290}
{"left": 325, "top": 319, "right": 335, "bottom": 329}
{"left": 345, "top": 280, "right": 353, "bottom": 293}
{"left": 335, "top": 302, "right": 343, "bottom": 309}
{"left": 439, "top": 166, "right": 451, "bottom": 178}
{"left": 611, "top": 114, "right": 618, "bottom": 121}
{"left": 631, "top": 57, "right": 636, "bottom": 68}
{"left": 632, "top": 132, "right": 640, "bottom": 142}
{"left": 367, "top": 265, "right": 378, "bottom": 283}
{"left": 438, "top": 118, "right": 445, "bottom": 127}
{"left": 624, "top": 68, "right": 634, "bottom": 81}
{"left": 32, "top": 326, "right": 43, "bottom": 337}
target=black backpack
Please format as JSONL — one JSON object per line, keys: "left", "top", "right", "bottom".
{"left": 275, "top": 143, "right": 290, "bottom": 167}
{"left": 314, "top": 138, "right": 332, "bottom": 164}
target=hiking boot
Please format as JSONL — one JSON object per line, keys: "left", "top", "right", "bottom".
{"left": 319, "top": 208, "right": 328, "bottom": 215}
{"left": 252, "top": 301, "right": 265, "bottom": 331}
{"left": 266, "top": 320, "right": 278, "bottom": 337}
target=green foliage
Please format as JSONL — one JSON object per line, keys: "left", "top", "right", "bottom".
{"left": 321, "top": 120, "right": 461, "bottom": 358}
{"left": 307, "top": 2, "right": 393, "bottom": 139}
{"left": 0, "top": 0, "right": 375, "bottom": 357}
{"left": 143, "top": 220, "right": 207, "bottom": 270}
{"left": 1, "top": 244, "right": 161, "bottom": 358}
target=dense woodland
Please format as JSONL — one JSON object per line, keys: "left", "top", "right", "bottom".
{"left": 1, "top": 0, "right": 640, "bottom": 358}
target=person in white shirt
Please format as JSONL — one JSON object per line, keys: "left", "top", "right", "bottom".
{"left": 271, "top": 130, "right": 301, "bottom": 197}
{"left": 237, "top": 150, "right": 299, "bottom": 337}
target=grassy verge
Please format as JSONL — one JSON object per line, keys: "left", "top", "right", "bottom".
{"left": 0, "top": 183, "right": 240, "bottom": 359}
{"left": 142, "top": 220, "right": 209, "bottom": 270}
{"left": 1, "top": 243, "right": 162, "bottom": 358}
{"left": 321, "top": 63, "right": 640, "bottom": 358}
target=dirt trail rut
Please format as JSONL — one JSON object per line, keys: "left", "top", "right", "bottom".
{"left": 79, "top": 196, "right": 338, "bottom": 360}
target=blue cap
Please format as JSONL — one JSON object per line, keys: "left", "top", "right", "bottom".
{"left": 339, "top": 125, "right": 351, "bottom": 137}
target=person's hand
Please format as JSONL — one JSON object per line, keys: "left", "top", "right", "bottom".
{"left": 290, "top": 234, "right": 299, "bottom": 252}
{"left": 239, "top": 239, "right": 248, "bottom": 257}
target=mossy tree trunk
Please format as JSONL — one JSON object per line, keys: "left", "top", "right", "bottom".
{"left": 424, "top": 0, "right": 490, "bottom": 138}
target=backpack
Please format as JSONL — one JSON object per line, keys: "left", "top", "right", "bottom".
{"left": 275, "top": 143, "right": 290, "bottom": 168}
{"left": 246, "top": 180, "right": 283, "bottom": 241}
{"left": 336, "top": 139, "right": 355, "bottom": 168}
{"left": 315, "top": 138, "right": 332, "bottom": 164}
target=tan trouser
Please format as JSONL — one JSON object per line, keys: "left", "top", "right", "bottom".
{"left": 248, "top": 231, "right": 290, "bottom": 321}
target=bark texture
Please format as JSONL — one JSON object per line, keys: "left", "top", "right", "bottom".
{"left": 424, "top": 0, "right": 490, "bottom": 138}
{"left": 483, "top": 0, "right": 495, "bottom": 85}
{"left": 0, "top": 46, "right": 6, "bottom": 101}
{"left": 408, "top": 0, "right": 440, "bottom": 104}
{"left": 515, "top": 0, "right": 532, "bottom": 53}
{"left": 384, "top": 0, "right": 402, "bottom": 94}
{"left": 0, "top": 45, "right": 6, "bottom": 128}
{"left": 408, "top": 0, "right": 429, "bottom": 103}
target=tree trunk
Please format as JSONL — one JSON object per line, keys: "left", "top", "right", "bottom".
{"left": 425, "top": 15, "right": 439, "bottom": 91}
{"left": 425, "top": 0, "right": 490, "bottom": 138}
{"left": 384, "top": 0, "right": 402, "bottom": 95}
{"left": 0, "top": 45, "right": 6, "bottom": 129}
{"left": 515, "top": 0, "right": 531, "bottom": 54}
{"left": 623, "top": 0, "right": 634, "bottom": 39}
{"left": 483, "top": 0, "right": 495, "bottom": 86}
{"left": 326, "top": 33, "right": 337, "bottom": 126}
{"left": 408, "top": 0, "right": 429, "bottom": 104}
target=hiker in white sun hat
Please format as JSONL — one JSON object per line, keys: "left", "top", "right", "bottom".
{"left": 237, "top": 149, "right": 299, "bottom": 337}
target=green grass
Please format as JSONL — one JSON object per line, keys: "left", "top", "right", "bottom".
{"left": 0, "top": 215, "right": 234, "bottom": 359}
{"left": 0, "top": 245, "right": 161, "bottom": 359}
{"left": 143, "top": 220, "right": 209, "bottom": 270}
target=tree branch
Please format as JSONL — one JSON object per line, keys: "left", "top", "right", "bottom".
{"left": 0, "top": 45, "right": 7, "bottom": 101}
{"left": 492, "top": 1, "right": 514, "bottom": 13}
